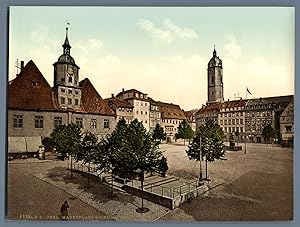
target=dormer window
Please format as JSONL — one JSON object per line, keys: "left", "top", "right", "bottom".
{"left": 31, "top": 80, "right": 41, "bottom": 87}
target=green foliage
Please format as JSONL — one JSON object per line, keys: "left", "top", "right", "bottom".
{"left": 97, "top": 119, "right": 163, "bottom": 180}
{"left": 186, "top": 119, "right": 225, "bottom": 162}
{"left": 78, "top": 131, "right": 98, "bottom": 164}
{"left": 158, "top": 156, "right": 169, "bottom": 177}
{"left": 176, "top": 119, "right": 194, "bottom": 145}
{"left": 262, "top": 124, "right": 275, "bottom": 143}
{"left": 152, "top": 123, "right": 166, "bottom": 142}
{"left": 50, "top": 123, "right": 82, "bottom": 160}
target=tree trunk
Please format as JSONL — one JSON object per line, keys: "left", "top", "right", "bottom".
{"left": 88, "top": 162, "right": 90, "bottom": 186}
{"left": 141, "top": 179, "right": 144, "bottom": 209}
{"left": 70, "top": 156, "right": 73, "bottom": 178}
{"left": 111, "top": 169, "right": 114, "bottom": 197}
{"left": 205, "top": 158, "right": 208, "bottom": 180}
{"left": 184, "top": 139, "right": 185, "bottom": 145}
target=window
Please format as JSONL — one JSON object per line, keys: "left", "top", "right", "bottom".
{"left": 236, "top": 127, "right": 239, "bottom": 132}
{"left": 68, "top": 90, "right": 72, "bottom": 94}
{"left": 75, "top": 90, "right": 79, "bottom": 95}
{"left": 224, "top": 113, "right": 227, "bottom": 117}
{"left": 286, "top": 126, "right": 292, "bottom": 133}
{"left": 90, "top": 119, "right": 97, "bottom": 129}
{"left": 224, "top": 120, "right": 227, "bottom": 125}
{"left": 232, "top": 119, "right": 235, "bottom": 125}
{"left": 61, "top": 88, "right": 65, "bottom": 93}
{"left": 229, "top": 127, "right": 231, "bottom": 133}
{"left": 75, "top": 99, "right": 79, "bottom": 105}
{"left": 240, "top": 127, "right": 243, "bottom": 133}
{"left": 136, "top": 111, "right": 139, "bottom": 114}
{"left": 145, "top": 103, "right": 147, "bottom": 106}
{"left": 104, "top": 119, "right": 110, "bottom": 129}
{"left": 61, "top": 78, "right": 65, "bottom": 82}
{"left": 145, "top": 120, "right": 147, "bottom": 124}
{"left": 35, "top": 116, "right": 44, "bottom": 128}
{"left": 76, "top": 118, "right": 83, "bottom": 128}
{"left": 228, "top": 119, "right": 231, "bottom": 125}
{"left": 141, "top": 102, "right": 143, "bottom": 106}
{"left": 61, "top": 97, "right": 65, "bottom": 104}
{"left": 69, "top": 77, "right": 72, "bottom": 83}
{"left": 220, "top": 120, "right": 223, "bottom": 125}
{"left": 240, "top": 119, "right": 243, "bottom": 124}
{"left": 54, "top": 117, "right": 62, "bottom": 128}
{"left": 68, "top": 98, "right": 72, "bottom": 105}
{"left": 145, "top": 111, "right": 147, "bottom": 115}
{"left": 13, "top": 115, "right": 23, "bottom": 128}
{"left": 224, "top": 127, "right": 227, "bottom": 133}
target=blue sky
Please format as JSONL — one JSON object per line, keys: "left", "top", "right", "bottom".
{"left": 9, "top": 6, "right": 294, "bottom": 110}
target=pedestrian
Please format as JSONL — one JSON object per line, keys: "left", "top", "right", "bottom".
{"left": 60, "top": 200, "right": 69, "bottom": 220}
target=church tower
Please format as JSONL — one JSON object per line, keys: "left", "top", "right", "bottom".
{"left": 53, "top": 27, "right": 81, "bottom": 110}
{"left": 207, "top": 46, "right": 224, "bottom": 104}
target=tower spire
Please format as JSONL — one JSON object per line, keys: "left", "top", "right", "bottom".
{"left": 62, "top": 22, "right": 71, "bottom": 55}
{"left": 213, "top": 45, "right": 217, "bottom": 57}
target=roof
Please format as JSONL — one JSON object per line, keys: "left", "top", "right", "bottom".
{"left": 104, "top": 97, "right": 133, "bottom": 109}
{"left": 184, "top": 109, "right": 198, "bottom": 118}
{"left": 79, "top": 78, "right": 115, "bottom": 116}
{"left": 196, "top": 102, "right": 221, "bottom": 115}
{"left": 155, "top": 101, "right": 186, "bottom": 120}
{"left": 220, "top": 99, "right": 248, "bottom": 109}
{"left": 247, "top": 95, "right": 293, "bottom": 105}
{"left": 9, "top": 60, "right": 115, "bottom": 116}
{"left": 116, "top": 88, "right": 147, "bottom": 99}
{"left": 8, "top": 60, "right": 57, "bottom": 110}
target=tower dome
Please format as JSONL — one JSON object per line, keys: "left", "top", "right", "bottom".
{"left": 208, "top": 46, "right": 222, "bottom": 68}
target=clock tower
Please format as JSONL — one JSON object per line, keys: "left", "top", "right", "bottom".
{"left": 53, "top": 27, "right": 81, "bottom": 109}
{"left": 207, "top": 46, "right": 224, "bottom": 104}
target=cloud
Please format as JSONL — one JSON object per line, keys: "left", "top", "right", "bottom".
{"left": 224, "top": 34, "right": 242, "bottom": 59}
{"left": 137, "top": 18, "right": 198, "bottom": 44}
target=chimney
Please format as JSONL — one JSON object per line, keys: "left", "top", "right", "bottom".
{"left": 20, "top": 61, "right": 24, "bottom": 71}
{"left": 240, "top": 97, "right": 242, "bottom": 100}
{"left": 111, "top": 93, "right": 114, "bottom": 98}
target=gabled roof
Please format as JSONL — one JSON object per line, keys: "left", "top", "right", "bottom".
{"left": 155, "top": 101, "right": 186, "bottom": 120}
{"left": 79, "top": 78, "right": 115, "bottom": 116}
{"left": 116, "top": 88, "right": 147, "bottom": 97}
{"left": 104, "top": 97, "right": 133, "bottom": 109}
{"left": 8, "top": 60, "right": 57, "bottom": 110}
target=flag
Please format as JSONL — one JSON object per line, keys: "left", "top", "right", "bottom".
{"left": 67, "top": 21, "right": 70, "bottom": 25}
{"left": 246, "top": 87, "right": 252, "bottom": 95}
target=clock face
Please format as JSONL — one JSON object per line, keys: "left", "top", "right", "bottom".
{"left": 68, "top": 66, "right": 74, "bottom": 74}
{"left": 209, "top": 68, "right": 214, "bottom": 74}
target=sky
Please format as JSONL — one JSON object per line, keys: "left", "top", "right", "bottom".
{"left": 9, "top": 6, "right": 294, "bottom": 110}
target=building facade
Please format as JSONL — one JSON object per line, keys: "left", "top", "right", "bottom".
{"left": 156, "top": 101, "right": 186, "bottom": 142}
{"left": 148, "top": 98, "right": 161, "bottom": 131}
{"left": 280, "top": 98, "right": 294, "bottom": 146}
{"left": 105, "top": 95, "right": 134, "bottom": 124}
{"left": 116, "top": 89, "right": 150, "bottom": 131}
{"left": 8, "top": 28, "right": 116, "bottom": 152}
{"left": 184, "top": 110, "right": 198, "bottom": 132}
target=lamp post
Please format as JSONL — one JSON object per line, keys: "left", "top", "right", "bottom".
{"left": 199, "top": 135, "right": 203, "bottom": 184}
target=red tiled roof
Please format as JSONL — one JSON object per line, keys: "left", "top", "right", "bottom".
{"left": 155, "top": 101, "right": 186, "bottom": 120}
{"left": 8, "top": 60, "right": 57, "bottom": 110}
{"left": 184, "top": 109, "right": 198, "bottom": 118}
{"left": 220, "top": 99, "right": 248, "bottom": 109}
{"left": 116, "top": 88, "right": 147, "bottom": 98}
{"left": 79, "top": 78, "right": 115, "bottom": 116}
{"left": 104, "top": 97, "right": 133, "bottom": 109}
{"left": 196, "top": 102, "right": 221, "bottom": 115}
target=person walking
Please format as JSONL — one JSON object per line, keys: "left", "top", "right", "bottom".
{"left": 60, "top": 200, "right": 69, "bottom": 220}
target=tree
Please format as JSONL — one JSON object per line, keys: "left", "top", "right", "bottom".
{"left": 95, "top": 118, "right": 128, "bottom": 197}
{"left": 262, "top": 124, "right": 275, "bottom": 145}
{"left": 50, "top": 123, "right": 82, "bottom": 177}
{"left": 117, "top": 119, "right": 163, "bottom": 212}
{"left": 158, "top": 156, "right": 169, "bottom": 177}
{"left": 78, "top": 131, "right": 98, "bottom": 186}
{"left": 186, "top": 119, "right": 225, "bottom": 180}
{"left": 152, "top": 123, "right": 166, "bottom": 143}
{"left": 176, "top": 119, "right": 194, "bottom": 145}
